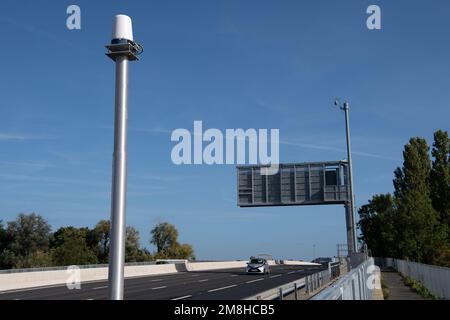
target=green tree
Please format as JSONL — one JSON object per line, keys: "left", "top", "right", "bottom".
{"left": 430, "top": 130, "right": 450, "bottom": 239}
{"left": 4, "top": 213, "right": 52, "bottom": 268}
{"left": 22, "top": 250, "right": 53, "bottom": 268}
{"left": 358, "top": 194, "right": 396, "bottom": 257}
{"left": 87, "top": 220, "right": 151, "bottom": 263}
{"left": 125, "top": 226, "right": 152, "bottom": 262}
{"left": 50, "top": 227, "right": 98, "bottom": 266}
{"left": 393, "top": 167, "right": 406, "bottom": 199}
{"left": 150, "top": 222, "right": 179, "bottom": 256}
{"left": 88, "top": 220, "right": 110, "bottom": 263}
{"left": 0, "top": 220, "right": 13, "bottom": 269}
{"left": 394, "top": 138, "right": 446, "bottom": 263}
{"left": 0, "top": 221, "right": 5, "bottom": 248}
{"left": 150, "top": 222, "right": 195, "bottom": 260}
{"left": 133, "top": 248, "right": 153, "bottom": 262}
{"left": 173, "top": 243, "right": 195, "bottom": 260}
{"left": 432, "top": 247, "right": 450, "bottom": 268}
{"left": 125, "top": 226, "right": 140, "bottom": 262}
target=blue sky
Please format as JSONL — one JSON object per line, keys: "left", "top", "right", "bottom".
{"left": 0, "top": 0, "right": 449, "bottom": 260}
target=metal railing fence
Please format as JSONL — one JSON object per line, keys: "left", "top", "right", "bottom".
{"left": 375, "top": 257, "right": 450, "bottom": 299}
{"left": 246, "top": 261, "right": 343, "bottom": 300}
{"left": 310, "top": 258, "right": 375, "bottom": 300}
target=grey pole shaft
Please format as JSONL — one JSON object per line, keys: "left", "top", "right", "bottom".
{"left": 108, "top": 56, "right": 129, "bottom": 300}
{"left": 345, "top": 204, "right": 354, "bottom": 254}
{"left": 343, "top": 103, "right": 357, "bottom": 254}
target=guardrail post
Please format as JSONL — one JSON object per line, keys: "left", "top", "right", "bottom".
{"left": 314, "top": 274, "right": 317, "bottom": 291}
{"left": 306, "top": 276, "right": 310, "bottom": 294}
{"left": 294, "top": 283, "right": 298, "bottom": 300}
{"left": 279, "top": 288, "right": 283, "bottom": 300}
{"left": 313, "top": 274, "right": 316, "bottom": 291}
{"left": 315, "top": 273, "right": 319, "bottom": 290}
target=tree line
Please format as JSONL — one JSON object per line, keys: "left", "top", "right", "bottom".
{"left": 0, "top": 216, "right": 194, "bottom": 270}
{"left": 358, "top": 129, "right": 450, "bottom": 267}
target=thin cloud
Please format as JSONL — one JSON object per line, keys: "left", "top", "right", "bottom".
{"left": 218, "top": 18, "right": 242, "bottom": 36}
{"left": 0, "top": 161, "right": 55, "bottom": 168}
{"left": 0, "top": 173, "right": 107, "bottom": 187}
{"left": 0, "top": 133, "right": 55, "bottom": 141}
{"left": 131, "top": 127, "right": 173, "bottom": 134}
{"left": 0, "top": 17, "right": 85, "bottom": 52}
{"left": 281, "top": 140, "right": 398, "bottom": 161}
{"left": 98, "top": 125, "right": 173, "bottom": 135}
{"left": 132, "top": 174, "right": 179, "bottom": 182}
{"left": 47, "top": 150, "right": 83, "bottom": 166}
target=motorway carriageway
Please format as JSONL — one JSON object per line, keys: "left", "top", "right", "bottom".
{"left": 0, "top": 265, "right": 324, "bottom": 300}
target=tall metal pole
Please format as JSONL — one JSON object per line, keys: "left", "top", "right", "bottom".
{"left": 105, "top": 14, "right": 142, "bottom": 300}
{"left": 108, "top": 55, "right": 129, "bottom": 300}
{"left": 342, "top": 102, "right": 357, "bottom": 254}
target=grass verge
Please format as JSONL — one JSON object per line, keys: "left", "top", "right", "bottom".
{"left": 380, "top": 277, "right": 390, "bottom": 300}
{"left": 401, "top": 274, "right": 438, "bottom": 300}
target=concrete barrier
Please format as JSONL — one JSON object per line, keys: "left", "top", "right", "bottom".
{"left": 125, "top": 264, "right": 181, "bottom": 277}
{"left": 0, "top": 264, "right": 180, "bottom": 292}
{"left": 281, "top": 260, "right": 321, "bottom": 266}
{"left": 0, "top": 267, "right": 107, "bottom": 292}
{"left": 187, "top": 261, "right": 247, "bottom": 271}
{"left": 1, "top": 259, "right": 321, "bottom": 292}
{"left": 0, "top": 260, "right": 247, "bottom": 292}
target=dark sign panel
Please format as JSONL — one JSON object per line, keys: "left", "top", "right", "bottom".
{"left": 237, "top": 161, "right": 349, "bottom": 207}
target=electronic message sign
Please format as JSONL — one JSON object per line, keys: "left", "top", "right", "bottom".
{"left": 237, "top": 161, "right": 349, "bottom": 207}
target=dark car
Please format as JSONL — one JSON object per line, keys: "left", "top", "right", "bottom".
{"left": 312, "top": 257, "right": 332, "bottom": 266}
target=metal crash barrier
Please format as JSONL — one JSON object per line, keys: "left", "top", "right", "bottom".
{"left": 311, "top": 258, "right": 375, "bottom": 300}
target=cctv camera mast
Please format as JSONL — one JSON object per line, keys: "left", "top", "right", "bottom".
{"left": 334, "top": 99, "right": 357, "bottom": 254}
{"left": 105, "top": 15, "right": 143, "bottom": 300}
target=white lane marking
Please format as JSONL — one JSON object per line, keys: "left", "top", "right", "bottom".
{"left": 231, "top": 275, "right": 239, "bottom": 277}
{"left": 151, "top": 279, "right": 163, "bottom": 282}
{"left": 288, "top": 271, "right": 296, "bottom": 274}
{"left": 199, "top": 279, "right": 209, "bottom": 282}
{"left": 172, "top": 295, "right": 192, "bottom": 300}
{"left": 92, "top": 286, "right": 108, "bottom": 290}
{"left": 152, "top": 286, "right": 167, "bottom": 290}
{"left": 270, "top": 274, "right": 282, "bottom": 278}
{"left": 86, "top": 298, "right": 94, "bottom": 300}
{"left": 191, "top": 275, "right": 200, "bottom": 277}
{"left": 207, "top": 285, "right": 237, "bottom": 293}
{"left": 246, "top": 278, "right": 264, "bottom": 284}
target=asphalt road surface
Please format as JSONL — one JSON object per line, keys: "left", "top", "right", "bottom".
{"left": 0, "top": 265, "right": 324, "bottom": 300}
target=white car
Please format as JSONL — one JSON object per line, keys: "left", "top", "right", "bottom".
{"left": 246, "top": 258, "right": 270, "bottom": 274}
